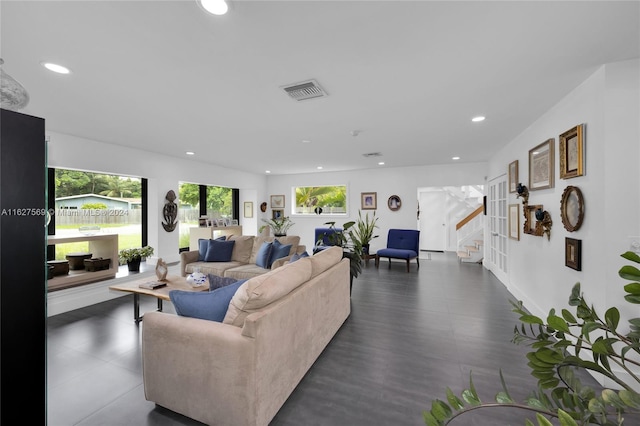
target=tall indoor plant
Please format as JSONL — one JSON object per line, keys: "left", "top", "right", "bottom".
{"left": 424, "top": 251, "right": 640, "bottom": 426}
{"left": 319, "top": 220, "right": 362, "bottom": 291}
{"left": 352, "top": 210, "right": 379, "bottom": 256}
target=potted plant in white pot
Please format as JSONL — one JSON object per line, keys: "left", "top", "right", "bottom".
{"left": 260, "top": 216, "right": 294, "bottom": 237}
{"left": 119, "top": 245, "right": 154, "bottom": 272}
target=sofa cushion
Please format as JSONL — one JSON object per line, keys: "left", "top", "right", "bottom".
{"left": 204, "top": 239, "right": 235, "bottom": 262}
{"left": 289, "top": 251, "right": 310, "bottom": 263}
{"left": 169, "top": 279, "right": 246, "bottom": 322}
{"left": 208, "top": 274, "right": 238, "bottom": 291}
{"left": 310, "top": 246, "right": 344, "bottom": 278}
{"left": 223, "top": 257, "right": 313, "bottom": 327}
{"left": 198, "top": 236, "right": 227, "bottom": 261}
{"left": 228, "top": 235, "right": 254, "bottom": 263}
{"left": 269, "top": 239, "right": 292, "bottom": 267}
{"left": 255, "top": 241, "right": 273, "bottom": 268}
{"left": 185, "top": 261, "right": 244, "bottom": 278}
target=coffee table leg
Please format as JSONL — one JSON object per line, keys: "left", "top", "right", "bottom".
{"left": 157, "top": 298, "right": 163, "bottom": 312}
{"left": 133, "top": 293, "right": 141, "bottom": 324}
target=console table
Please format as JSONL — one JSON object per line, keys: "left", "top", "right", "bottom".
{"left": 189, "top": 225, "right": 242, "bottom": 251}
{"left": 47, "top": 234, "right": 119, "bottom": 291}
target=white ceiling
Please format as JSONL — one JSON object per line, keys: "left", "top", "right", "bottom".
{"left": 2, "top": 1, "right": 639, "bottom": 175}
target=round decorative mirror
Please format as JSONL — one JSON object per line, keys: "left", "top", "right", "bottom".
{"left": 560, "top": 186, "right": 584, "bottom": 232}
{"left": 388, "top": 195, "right": 401, "bottom": 211}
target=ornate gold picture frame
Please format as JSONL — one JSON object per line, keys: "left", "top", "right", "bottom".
{"left": 509, "top": 204, "right": 520, "bottom": 240}
{"left": 529, "top": 139, "right": 554, "bottom": 190}
{"left": 559, "top": 124, "right": 585, "bottom": 179}
{"left": 508, "top": 160, "right": 519, "bottom": 193}
{"left": 565, "top": 238, "right": 582, "bottom": 271}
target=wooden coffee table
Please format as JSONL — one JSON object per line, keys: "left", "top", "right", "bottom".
{"left": 109, "top": 275, "right": 208, "bottom": 323}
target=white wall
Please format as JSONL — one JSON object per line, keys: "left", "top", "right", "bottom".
{"left": 487, "top": 59, "right": 640, "bottom": 388}
{"left": 264, "top": 163, "right": 487, "bottom": 253}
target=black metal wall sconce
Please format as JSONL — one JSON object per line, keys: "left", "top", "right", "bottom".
{"left": 535, "top": 208, "right": 552, "bottom": 241}
{"left": 516, "top": 183, "right": 529, "bottom": 204}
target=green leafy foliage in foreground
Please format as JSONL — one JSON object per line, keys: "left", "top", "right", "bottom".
{"left": 424, "top": 251, "right": 640, "bottom": 426}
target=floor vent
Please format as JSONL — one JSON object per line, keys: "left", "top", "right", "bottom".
{"left": 282, "top": 79, "right": 327, "bottom": 101}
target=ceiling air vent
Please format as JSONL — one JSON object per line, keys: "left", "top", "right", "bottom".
{"left": 282, "top": 79, "right": 327, "bottom": 101}
{"left": 362, "top": 152, "right": 383, "bottom": 158}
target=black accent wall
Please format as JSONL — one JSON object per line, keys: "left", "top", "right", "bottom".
{"left": 0, "top": 108, "right": 47, "bottom": 424}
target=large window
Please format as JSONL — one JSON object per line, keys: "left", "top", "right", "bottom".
{"left": 178, "top": 182, "right": 235, "bottom": 250}
{"left": 294, "top": 185, "right": 347, "bottom": 215}
{"left": 50, "top": 168, "right": 144, "bottom": 260}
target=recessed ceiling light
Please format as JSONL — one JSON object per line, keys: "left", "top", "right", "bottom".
{"left": 301, "top": 139, "right": 311, "bottom": 144}
{"left": 199, "top": 0, "right": 228, "bottom": 15}
{"left": 42, "top": 62, "right": 70, "bottom": 74}
{"left": 452, "top": 156, "right": 460, "bottom": 160}
{"left": 265, "top": 170, "right": 271, "bottom": 174}
{"left": 378, "top": 162, "right": 385, "bottom": 166}
{"left": 317, "top": 166, "right": 323, "bottom": 170}
{"left": 185, "top": 151, "right": 195, "bottom": 155}
{"left": 471, "top": 116, "right": 485, "bottom": 122}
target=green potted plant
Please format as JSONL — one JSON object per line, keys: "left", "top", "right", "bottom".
{"left": 260, "top": 216, "right": 294, "bottom": 237}
{"left": 424, "top": 251, "right": 640, "bottom": 426}
{"left": 351, "top": 210, "right": 379, "bottom": 256}
{"left": 119, "top": 245, "right": 154, "bottom": 272}
{"left": 320, "top": 220, "right": 362, "bottom": 293}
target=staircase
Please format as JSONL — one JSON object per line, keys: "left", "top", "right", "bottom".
{"left": 457, "top": 238, "right": 484, "bottom": 263}
{"left": 455, "top": 205, "right": 484, "bottom": 263}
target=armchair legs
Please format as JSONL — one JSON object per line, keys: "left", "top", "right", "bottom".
{"left": 374, "top": 255, "right": 419, "bottom": 272}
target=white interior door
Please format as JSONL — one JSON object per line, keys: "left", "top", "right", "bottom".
{"left": 487, "top": 175, "right": 508, "bottom": 283}
{"left": 418, "top": 190, "right": 447, "bottom": 251}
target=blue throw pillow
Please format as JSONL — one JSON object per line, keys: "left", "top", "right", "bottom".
{"left": 208, "top": 274, "right": 237, "bottom": 291}
{"left": 289, "top": 251, "right": 310, "bottom": 263}
{"left": 204, "top": 239, "right": 235, "bottom": 262}
{"left": 255, "top": 241, "right": 273, "bottom": 268}
{"left": 198, "top": 236, "right": 227, "bottom": 261}
{"left": 170, "top": 279, "right": 247, "bottom": 322}
{"left": 269, "top": 239, "right": 292, "bottom": 267}
{"left": 198, "top": 238, "right": 208, "bottom": 261}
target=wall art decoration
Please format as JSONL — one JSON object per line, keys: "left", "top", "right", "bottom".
{"left": 529, "top": 138, "right": 555, "bottom": 190}
{"left": 272, "top": 209, "right": 284, "bottom": 220}
{"left": 270, "top": 195, "right": 284, "bottom": 209}
{"left": 361, "top": 192, "right": 377, "bottom": 210}
{"left": 508, "top": 160, "right": 519, "bottom": 193}
{"left": 387, "top": 195, "right": 401, "bottom": 211}
{"left": 560, "top": 185, "right": 584, "bottom": 232}
{"left": 559, "top": 124, "right": 585, "bottom": 179}
{"left": 509, "top": 204, "right": 520, "bottom": 240}
{"left": 161, "top": 190, "right": 178, "bottom": 232}
{"left": 565, "top": 238, "right": 582, "bottom": 271}
{"left": 244, "top": 201, "right": 253, "bottom": 218}
{"left": 523, "top": 204, "right": 543, "bottom": 236}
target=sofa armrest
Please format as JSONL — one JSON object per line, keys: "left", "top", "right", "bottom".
{"left": 179, "top": 250, "right": 199, "bottom": 277}
{"left": 142, "top": 312, "right": 256, "bottom": 425}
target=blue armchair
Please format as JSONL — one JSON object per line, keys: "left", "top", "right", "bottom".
{"left": 375, "top": 229, "right": 420, "bottom": 272}
{"left": 313, "top": 227, "right": 342, "bottom": 253}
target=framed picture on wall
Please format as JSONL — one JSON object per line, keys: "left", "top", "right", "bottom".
{"left": 387, "top": 195, "right": 401, "bottom": 211}
{"left": 565, "top": 238, "right": 582, "bottom": 271}
{"left": 361, "top": 192, "right": 377, "bottom": 210}
{"left": 244, "top": 201, "right": 253, "bottom": 218}
{"left": 272, "top": 209, "right": 284, "bottom": 220}
{"left": 508, "top": 204, "right": 520, "bottom": 240}
{"left": 270, "top": 195, "right": 285, "bottom": 209}
{"left": 508, "top": 160, "right": 519, "bottom": 193}
{"left": 529, "top": 139, "right": 555, "bottom": 190}
{"left": 559, "top": 124, "right": 585, "bottom": 179}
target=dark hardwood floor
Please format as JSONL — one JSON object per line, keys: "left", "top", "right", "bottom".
{"left": 47, "top": 252, "right": 608, "bottom": 425}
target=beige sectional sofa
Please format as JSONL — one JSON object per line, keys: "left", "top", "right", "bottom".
{"left": 142, "top": 246, "right": 350, "bottom": 426}
{"left": 180, "top": 234, "right": 306, "bottom": 280}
